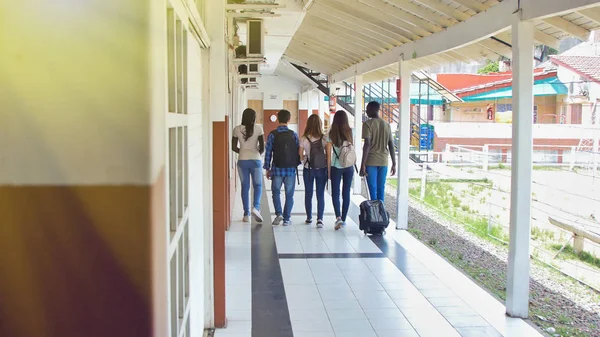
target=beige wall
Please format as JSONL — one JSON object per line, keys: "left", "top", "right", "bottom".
{"left": 449, "top": 96, "right": 559, "bottom": 124}
{"left": 0, "top": 1, "right": 213, "bottom": 337}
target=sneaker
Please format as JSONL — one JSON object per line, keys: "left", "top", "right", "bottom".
{"left": 316, "top": 220, "right": 324, "bottom": 229}
{"left": 243, "top": 215, "right": 250, "bottom": 223}
{"left": 272, "top": 215, "right": 284, "bottom": 226}
{"left": 252, "top": 208, "right": 263, "bottom": 223}
{"left": 282, "top": 220, "right": 292, "bottom": 226}
{"left": 334, "top": 218, "right": 344, "bottom": 230}
{"left": 305, "top": 218, "right": 312, "bottom": 224}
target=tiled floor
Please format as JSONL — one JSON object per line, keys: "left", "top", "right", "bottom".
{"left": 216, "top": 178, "right": 544, "bottom": 337}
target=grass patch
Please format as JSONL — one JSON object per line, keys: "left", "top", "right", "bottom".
{"left": 406, "top": 181, "right": 509, "bottom": 244}
{"left": 490, "top": 163, "right": 509, "bottom": 170}
{"left": 531, "top": 226, "right": 555, "bottom": 242}
{"left": 407, "top": 228, "right": 422, "bottom": 239}
{"left": 533, "top": 166, "right": 566, "bottom": 171}
{"left": 550, "top": 244, "right": 600, "bottom": 269}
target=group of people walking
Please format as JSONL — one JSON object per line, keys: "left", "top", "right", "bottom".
{"left": 232, "top": 101, "right": 396, "bottom": 230}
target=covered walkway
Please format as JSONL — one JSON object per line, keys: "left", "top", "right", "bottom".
{"left": 216, "top": 172, "right": 543, "bottom": 337}
{"left": 2, "top": 1, "right": 600, "bottom": 337}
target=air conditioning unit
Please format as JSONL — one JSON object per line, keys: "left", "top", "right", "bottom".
{"left": 246, "top": 20, "right": 264, "bottom": 57}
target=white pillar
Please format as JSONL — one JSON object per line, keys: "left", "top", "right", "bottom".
{"left": 396, "top": 60, "right": 411, "bottom": 229}
{"left": 319, "top": 90, "right": 326, "bottom": 127}
{"left": 307, "top": 89, "right": 314, "bottom": 126}
{"left": 354, "top": 75, "right": 364, "bottom": 195}
{"left": 593, "top": 109, "right": 599, "bottom": 178}
{"left": 506, "top": 14, "right": 534, "bottom": 319}
{"left": 205, "top": 0, "right": 227, "bottom": 328}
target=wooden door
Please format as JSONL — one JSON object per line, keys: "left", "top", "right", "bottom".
{"left": 283, "top": 100, "right": 299, "bottom": 124}
{"left": 571, "top": 104, "right": 582, "bottom": 124}
{"left": 247, "top": 99, "right": 263, "bottom": 124}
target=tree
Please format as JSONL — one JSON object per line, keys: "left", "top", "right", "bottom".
{"left": 477, "top": 60, "right": 500, "bottom": 74}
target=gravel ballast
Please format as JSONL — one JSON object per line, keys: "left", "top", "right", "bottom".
{"left": 382, "top": 185, "right": 600, "bottom": 337}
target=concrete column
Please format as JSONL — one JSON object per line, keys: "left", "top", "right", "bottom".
{"left": 354, "top": 75, "right": 364, "bottom": 195}
{"left": 506, "top": 14, "right": 535, "bottom": 319}
{"left": 396, "top": 60, "right": 411, "bottom": 229}
{"left": 593, "top": 108, "right": 599, "bottom": 177}
{"left": 207, "top": 0, "right": 228, "bottom": 329}
{"left": 307, "top": 89, "right": 314, "bottom": 124}
{"left": 319, "top": 90, "right": 326, "bottom": 127}
{"left": 573, "top": 235, "right": 585, "bottom": 254}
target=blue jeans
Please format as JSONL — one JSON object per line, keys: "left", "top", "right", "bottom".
{"left": 272, "top": 174, "right": 296, "bottom": 222}
{"left": 330, "top": 166, "right": 354, "bottom": 221}
{"left": 365, "top": 166, "right": 388, "bottom": 201}
{"left": 303, "top": 168, "right": 327, "bottom": 221}
{"left": 237, "top": 160, "right": 262, "bottom": 216}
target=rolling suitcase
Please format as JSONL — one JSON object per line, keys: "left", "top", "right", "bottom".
{"left": 359, "top": 178, "right": 390, "bottom": 235}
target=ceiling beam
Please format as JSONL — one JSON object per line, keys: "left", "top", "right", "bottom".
{"left": 359, "top": 0, "right": 443, "bottom": 34}
{"left": 284, "top": 50, "right": 343, "bottom": 73}
{"left": 320, "top": 0, "right": 414, "bottom": 43}
{"left": 462, "top": 0, "right": 591, "bottom": 43}
{"left": 286, "top": 45, "right": 352, "bottom": 70}
{"left": 292, "top": 37, "right": 365, "bottom": 61}
{"left": 412, "top": 0, "right": 471, "bottom": 21}
{"left": 450, "top": 0, "right": 488, "bottom": 12}
{"left": 326, "top": 0, "right": 423, "bottom": 40}
{"left": 312, "top": 1, "right": 408, "bottom": 44}
{"left": 294, "top": 29, "right": 379, "bottom": 55}
{"left": 541, "top": 16, "right": 591, "bottom": 41}
{"left": 385, "top": 0, "right": 459, "bottom": 27}
{"left": 578, "top": 7, "right": 600, "bottom": 23}
{"left": 287, "top": 41, "right": 360, "bottom": 65}
{"left": 302, "top": 18, "right": 391, "bottom": 52}
{"left": 521, "top": 0, "right": 600, "bottom": 20}
{"left": 309, "top": 4, "right": 400, "bottom": 46}
{"left": 477, "top": 39, "right": 513, "bottom": 58}
{"left": 225, "top": 3, "right": 285, "bottom": 10}
{"left": 331, "top": 0, "right": 517, "bottom": 82}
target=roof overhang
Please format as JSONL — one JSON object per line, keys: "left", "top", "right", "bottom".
{"left": 281, "top": 0, "right": 599, "bottom": 85}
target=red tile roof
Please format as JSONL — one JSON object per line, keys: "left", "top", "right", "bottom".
{"left": 550, "top": 55, "right": 600, "bottom": 84}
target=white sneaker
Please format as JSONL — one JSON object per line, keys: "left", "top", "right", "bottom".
{"left": 272, "top": 215, "right": 284, "bottom": 226}
{"left": 316, "top": 220, "right": 324, "bottom": 229}
{"left": 243, "top": 215, "right": 250, "bottom": 223}
{"left": 282, "top": 220, "right": 292, "bottom": 226}
{"left": 252, "top": 208, "right": 263, "bottom": 223}
{"left": 334, "top": 218, "right": 343, "bottom": 230}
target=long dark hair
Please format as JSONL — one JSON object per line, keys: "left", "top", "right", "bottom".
{"left": 329, "top": 110, "right": 352, "bottom": 147}
{"left": 303, "top": 114, "right": 324, "bottom": 139}
{"left": 241, "top": 108, "right": 256, "bottom": 141}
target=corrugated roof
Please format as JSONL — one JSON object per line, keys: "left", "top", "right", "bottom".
{"left": 284, "top": 0, "right": 600, "bottom": 82}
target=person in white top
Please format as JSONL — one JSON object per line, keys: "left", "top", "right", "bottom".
{"left": 232, "top": 108, "right": 264, "bottom": 223}
{"left": 299, "top": 115, "right": 329, "bottom": 228}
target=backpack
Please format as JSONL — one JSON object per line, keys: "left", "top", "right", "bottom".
{"left": 332, "top": 141, "right": 357, "bottom": 168}
{"left": 271, "top": 129, "right": 299, "bottom": 168}
{"left": 359, "top": 178, "right": 390, "bottom": 235}
{"left": 308, "top": 137, "right": 327, "bottom": 169}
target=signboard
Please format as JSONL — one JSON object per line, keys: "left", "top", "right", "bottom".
{"left": 324, "top": 96, "right": 329, "bottom": 102}
{"left": 329, "top": 95, "right": 336, "bottom": 112}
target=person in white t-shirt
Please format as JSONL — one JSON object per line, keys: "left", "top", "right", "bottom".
{"left": 299, "top": 115, "right": 328, "bottom": 228}
{"left": 232, "top": 108, "right": 264, "bottom": 223}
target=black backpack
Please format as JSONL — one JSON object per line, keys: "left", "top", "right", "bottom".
{"left": 271, "top": 130, "right": 299, "bottom": 168}
{"left": 308, "top": 137, "right": 327, "bottom": 169}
